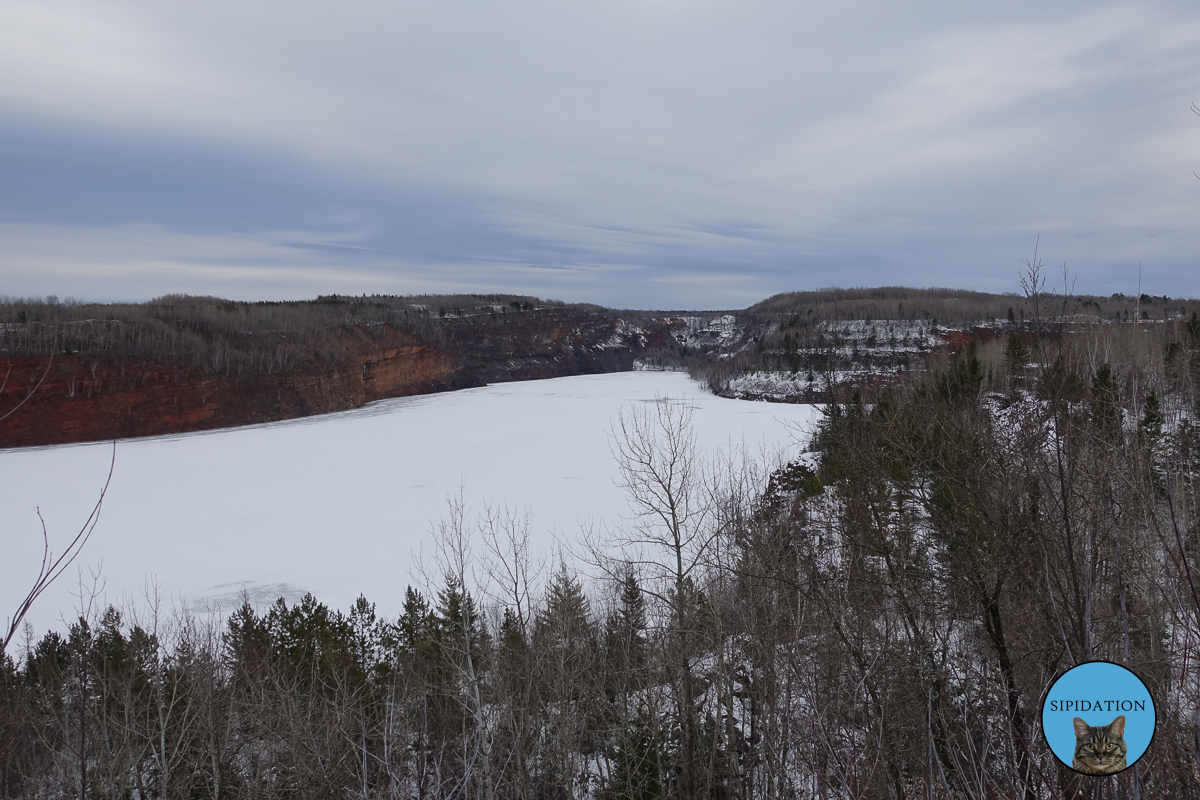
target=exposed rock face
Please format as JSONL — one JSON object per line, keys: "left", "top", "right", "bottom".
{"left": 0, "top": 326, "right": 478, "bottom": 448}
{"left": 437, "top": 309, "right": 683, "bottom": 383}
{"left": 0, "top": 312, "right": 687, "bottom": 448}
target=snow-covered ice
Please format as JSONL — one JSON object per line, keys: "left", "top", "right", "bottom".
{"left": 1, "top": 371, "right": 819, "bottom": 637}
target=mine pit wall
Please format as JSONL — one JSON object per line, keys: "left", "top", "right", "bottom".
{"left": 0, "top": 326, "right": 480, "bottom": 449}
{"left": 0, "top": 313, "right": 684, "bottom": 449}
{"left": 437, "top": 310, "right": 684, "bottom": 383}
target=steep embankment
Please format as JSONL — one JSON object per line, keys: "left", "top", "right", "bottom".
{"left": 437, "top": 309, "right": 680, "bottom": 382}
{"left": 0, "top": 326, "right": 477, "bottom": 448}
{"left": 0, "top": 309, "right": 689, "bottom": 448}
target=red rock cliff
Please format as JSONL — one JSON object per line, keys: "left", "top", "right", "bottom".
{"left": 0, "top": 326, "right": 480, "bottom": 448}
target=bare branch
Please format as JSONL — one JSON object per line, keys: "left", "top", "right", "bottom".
{"left": 0, "top": 351, "right": 54, "bottom": 426}
{"left": 2, "top": 439, "right": 115, "bottom": 653}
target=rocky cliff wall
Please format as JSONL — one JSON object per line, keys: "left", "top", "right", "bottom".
{"left": 438, "top": 310, "right": 683, "bottom": 383}
{"left": 0, "top": 309, "right": 694, "bottom": 448}
{"left": 0, "top": 326, "right": 479, "bottom": 448}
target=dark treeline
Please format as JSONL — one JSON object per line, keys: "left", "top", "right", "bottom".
{"left": 0, "top": 294, "right": 570, "bottom": 379}
{"left": 4, "top": 311, "right": 1200, "bottom": 798}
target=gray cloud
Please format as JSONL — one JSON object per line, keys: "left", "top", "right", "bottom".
{"left": 1, "top": 0, "right": 1198, "bottom": 307}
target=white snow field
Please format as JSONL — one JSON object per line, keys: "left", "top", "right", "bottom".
{"left": 1, "top": 371, "right": 820, "bottom": 638}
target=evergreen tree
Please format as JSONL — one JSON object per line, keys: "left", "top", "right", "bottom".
{"left": 498, "top": 607, "right": 526, "bottom": 661}
{"left": 537, "top": 566, "right": 593, "bottom": 654}
{"left": 1004, "top": 332, "right": 1029, "bottom": 381}
{"left": 1139, "top": 389, "right": 1163, "bottom": 444}
{"left": 603, "top": 712, "right": 665, "bottom": 800}
{"left": 396, "top": 585, "right": 435, "bottom": 656}
{"left": 533, "top": 567, "right": 599, "bottom": 797}
{"left": 433, "top": 574, "right": 489, "bottom": 668}
{"left": 1091, "top": 363, "right": 1121, "bottom": 429}
{"left": 347, "top": 595, "right": 393, "bottom": 686}
{"left": 264, "top": 593, "right": 355, "bottom": 684}
{"left": 607, "top": 570, "right": 647, "bottom": 678}
{"left": 226, "top": 600, "right": 271, "bottom": 679}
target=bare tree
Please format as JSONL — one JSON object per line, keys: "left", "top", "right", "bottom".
{"left": 428, "top": 492, "right": 494, "bottom": 800}
{"left": 479, "top": 503, "right": 542, "bottom": 799}
{"left": 1019, "top": 235, "right": 1047, "bottom": 332}
{"left": 605, "top": 397, "right": 715, "bottom": 796}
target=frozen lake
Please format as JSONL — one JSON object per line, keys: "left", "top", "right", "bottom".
{"left": 1, "top": 371, "right": 820, "bottom": 639}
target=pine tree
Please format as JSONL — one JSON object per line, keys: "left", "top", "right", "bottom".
{"left": 433, "top": 575, "right": 489, "bottom": 668}
{"left": 226, "top": 601, "right": 271, "bottom": 678}
{"left": 533, "top": 567, "right": 598, "bottom": 798}
{"left": 348, "top": 595, "right": 393, "bottom": 686}
{"left": 537, "top": 567, "right": 593, "bottom": 654}
{"left": 606, "top": 570, "right": 647, "bottom": 680}
{"left": 264, "top": 593, "right": 354, "bottom": 683}
{"left": 1139, "top": 389, "right": 1163, "bottom": 444}
{"left": 1004, "top": 332, "right": 1029, "bottom": 381}
{"left": 498, "top": 607, "right": 526, "bottom": 659}
{"left": 603, "top": 712, "right": 665, "bottom": 800}
{"left": 396, "top": 586, "right": 434, "bottom": 655}
{"left": 1090, "top": 363, "right": 1122, "bottom": 443}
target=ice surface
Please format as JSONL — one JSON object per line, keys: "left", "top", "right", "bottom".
{"left": 1, "top": 371, "right": 820, "bottom": 638}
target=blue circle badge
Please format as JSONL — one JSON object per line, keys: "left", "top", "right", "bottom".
{"left": 1041, "top": 661, "right": 1155, "bottom": 776}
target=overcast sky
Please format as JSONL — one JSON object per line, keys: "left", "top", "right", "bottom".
{"left": 1, "top": 1, "right": 1198, "bottom": 308}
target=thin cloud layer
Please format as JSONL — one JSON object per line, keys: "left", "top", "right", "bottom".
{"left": 1, "top": 1, "right": 1197, "bottom": 307}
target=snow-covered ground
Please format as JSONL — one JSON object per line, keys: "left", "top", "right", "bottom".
{"left": 1, "top": 371, "right": 819, "bottom": 638}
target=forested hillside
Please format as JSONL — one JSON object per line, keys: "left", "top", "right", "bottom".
{"left": 0, "top": 294, "right": 688, "bottom": 382}
{"left": 3, "top": 294, "right": 1200, "bottom": 797}
{"left": 694, "top": 286, "right": 1200, "bottom": 403}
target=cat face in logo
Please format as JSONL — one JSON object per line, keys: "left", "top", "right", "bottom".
{"left": 1072, "top": 715, "right": 1127, "bottom": 775}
